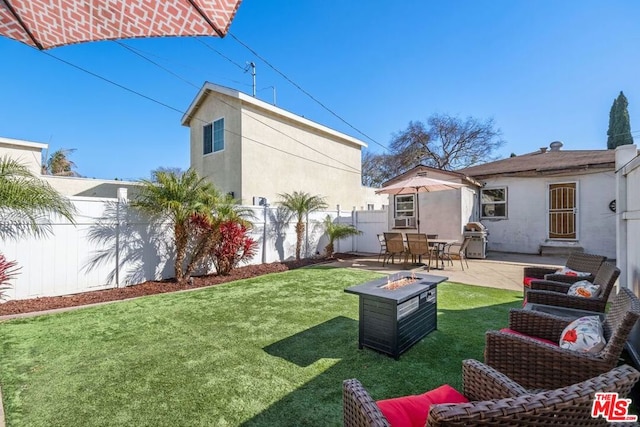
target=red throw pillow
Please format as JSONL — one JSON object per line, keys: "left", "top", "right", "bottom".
{"left": 523, "top": 277, "right": 536, "bottom": 287}
{"left": 377, "top": 384, "right": 468, "bottom": 427}
{"left": 500, "top": 328, "right": 558, "bottom": 347}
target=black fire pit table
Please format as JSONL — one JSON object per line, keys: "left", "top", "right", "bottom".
{"left": 344, "top": 272, "right": 447, "bottom": 360}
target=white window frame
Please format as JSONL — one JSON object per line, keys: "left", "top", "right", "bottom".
{"left": 203, "top": 123, "right": 213, "bottom": 155}
{"left": 203, "top": 117, "right": 224, "bottom": 156}
{"left": 394, "top": 194, "right": 415, "bottom": 218}
{"left": 480, "top": 187, "right": 508, "bottom": 219}
{"left": 213, "top": 117, "right": 224, "bottom": 153}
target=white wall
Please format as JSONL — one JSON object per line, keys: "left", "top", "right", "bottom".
{"left": 616, "top": 144, "right": 640, "bottom": 293}
{"left": 0, "top": 137, "right": 46, "bottom": 175}
{"left": 615, "top": 144, "right": 640, "bottom": 366}
{"left": 382, "top": 186, "right": 477, "bottom": 242}
{"left": 479, "top": 173, "right": 616, "bottom": 258}
{"left": 44, "top": 175, "right": 141, "bottom": 198}
{"left": 1, "top": 199, "right": 388, "bottom": 301}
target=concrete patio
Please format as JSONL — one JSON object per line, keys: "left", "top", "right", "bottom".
{"left": 326, "top": 251, "right": 568, "bottom": 292}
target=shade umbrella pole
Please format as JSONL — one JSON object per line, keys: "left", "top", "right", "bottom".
{"left": 416, "top": 189, "right": 420, "bottom": 234}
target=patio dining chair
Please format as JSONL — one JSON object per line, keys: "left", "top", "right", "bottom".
{"left": 382, "top": 232, "right": 408, "bottom": 267}
{"left": 525, "top": 261, "right": 620, "bottom": 313}
{"left": 484, "top": 287, "right": 640, "bottom": 390}
{"left": 441, "top": 236, "right": 472, "bottom": 271}
{"left": 376, "top": 234, "right": 387, "bottom": 262}
{"left": 343, "top": 359, "right": 639, "bottom": 427}
{"left": 405, "top": 233, "right": 437, "bottom": 270}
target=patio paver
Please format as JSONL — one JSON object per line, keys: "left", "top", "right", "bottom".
{"left": 326, "top": 251, "right": 567, "bottom": 292}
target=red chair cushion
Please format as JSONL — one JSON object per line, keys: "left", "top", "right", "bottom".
{"left": 500, "top": 328, "right": 558, "bottom": 347}
{"left": 523, "top": 277, "right": 536, "bottom": 287}
{"left": 376, "top": 384, "right": 468, "bottom": 427}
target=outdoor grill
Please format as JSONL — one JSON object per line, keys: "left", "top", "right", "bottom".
{"left": 344, "top": 272, "right": 447, "bottom": 359}
{"left": 464, "top": 222, "right": 488, "bottom": 259}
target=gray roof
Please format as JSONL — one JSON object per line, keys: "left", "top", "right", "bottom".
{"left": 457, "top": 149, "right": 616, "bottom": 178}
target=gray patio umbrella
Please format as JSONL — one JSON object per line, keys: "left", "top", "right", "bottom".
{"left": 375, "top": 173, "right": 465, "bottom": 233}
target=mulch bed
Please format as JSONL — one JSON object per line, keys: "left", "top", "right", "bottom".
{"left": 0, "top": 254, "right": 358, "bottom": 316}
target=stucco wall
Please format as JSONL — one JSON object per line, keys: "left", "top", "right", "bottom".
{"left": 625, "top": 160, "right": 640, "bottom": 293}
{"left": 44, "top": 176, "right": 140, "bottom": 198}
{"left": 383, "top": 185, "right": 477, "bottom": 240}
{"left": 479, "top": 173, "right": 616, "bottom": 258}
{"left": 0, "top": 138, "right": 45, "bottom": 175}
{"left": 239, "top": 103, "right": 365, "bottom": 208}
{"left": 188, "top": 92, "right": 243, "bottom": 196}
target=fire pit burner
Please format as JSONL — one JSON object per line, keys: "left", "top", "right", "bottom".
{"left": 381, "top": 277, "right": 418, "bottom": 290}
{"left": 345, "top": 272, "right": 447, "bottom": 359}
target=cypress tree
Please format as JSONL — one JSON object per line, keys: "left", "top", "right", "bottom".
{"left": 607, "top": 91, "right": 634, "bottom": 149}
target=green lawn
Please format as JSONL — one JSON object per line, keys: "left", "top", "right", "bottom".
{"left": 0, "top": 267, "right": 521, "bottom": 426}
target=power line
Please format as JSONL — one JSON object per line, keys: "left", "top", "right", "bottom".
{"left": 114, "top": 41, "right": 360, "bottom": 173}
{"left": 115, "top": 41, "right": 199, "bottom": 89}
{"left": 195, "top": 38, "right": 246, "bottom": 70}
{"left": 113, "top": 40, "right": 252, "bottom": 88}
{"left": 228, "top": 32, "right": 390, "bottom": 153}
{"left": 42, "top": 51, "right": 187, "bottom": 116}
{"left": 40, "top": 51, "right": 361, "bottom": 175}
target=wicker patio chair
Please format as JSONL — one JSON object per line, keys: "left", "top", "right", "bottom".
{"left": 485, "top": 287, "right": 640, "bottom": 390}
{"left": 405, "top": 233, "right": 436, "bottom": 270}
{"left": 525, "top": 262, "right": 620, "bottom": 312}
{"left": 523, "top": 252, "right": 606, "bottom": 295}
{"left": 382, "top": 232, "right": 407, "bottom": 267}
{"left": 343, "top": 359, "right": 639, "bottom": 426}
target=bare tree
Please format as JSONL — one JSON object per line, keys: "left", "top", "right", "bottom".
{"left": 361, "top": 114, "right": 504, "bottom": 186}
{"left": 361, "top": 151, "right": 408, "bottom": 187}
{"left": 391, "top": 114, "right": 505, "bottom": 171}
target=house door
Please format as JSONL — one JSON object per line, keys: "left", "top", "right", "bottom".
{"left": 548, "top": 182, "right": 577, "bottom": 239}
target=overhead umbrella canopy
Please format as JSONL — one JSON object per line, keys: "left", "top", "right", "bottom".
{"left": 0, "top": 0, "right": 242, "bottom": 50}
{"left": 375, "top": 174, "right": 465, "bottom": 195}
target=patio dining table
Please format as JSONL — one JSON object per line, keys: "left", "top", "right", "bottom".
{"left": 427, "top": 239, "right": 457, "bottom": 270}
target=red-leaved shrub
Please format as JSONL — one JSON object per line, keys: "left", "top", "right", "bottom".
{"left": 0, "top": 253, "right": 20, "bottom": 300}
{"left": 211, "top": 221, "right": 258, "bottom": 276}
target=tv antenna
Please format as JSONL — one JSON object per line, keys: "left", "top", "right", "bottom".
{"left": 245, "top": 61, "right": 256, "bottom": 97}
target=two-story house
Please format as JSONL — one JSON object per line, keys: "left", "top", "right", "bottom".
{"left": 181, "top": 82, "right": 385, "bottom": 209}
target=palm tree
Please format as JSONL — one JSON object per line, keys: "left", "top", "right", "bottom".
{"left": 0, "top": 156, "right": 76, "bottom": 239}
{"left": 42, "top": 148, "right": 79, "bottom": 176}
{"left": 278, "top": 191, "right": 328, "bottom": 260}
{"left": 132, "top": 168, "right": 223, "bottom": 284}
{"left": 322, "top": 215, "right": 361, "bottom": 258}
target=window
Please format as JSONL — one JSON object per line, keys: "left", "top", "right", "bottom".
{"left": 203, "top": 118, "right": 224, "bottom": 155}
{"left": 394, "top": 195, "right": 415, "bottom": 218}
{"left": 213, "top": 118, "right": 224, "bottom": 152}
{"left": 203, "top": 124, "right": 212, "bottom": 154}
{"left": 481, "top": 187, "right": 507, "bottom": 218}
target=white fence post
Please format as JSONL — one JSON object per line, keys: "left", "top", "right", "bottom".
{"left": 115, "top": 188, "right": 128, "bottom": 287}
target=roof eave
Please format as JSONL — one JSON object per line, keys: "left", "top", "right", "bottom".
{"left": 181, "top": 82, "right": 368, "bottom": 148}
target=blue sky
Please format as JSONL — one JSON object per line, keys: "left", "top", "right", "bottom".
{"left": 1, "top": 1, "right": 639, "bottom": 180}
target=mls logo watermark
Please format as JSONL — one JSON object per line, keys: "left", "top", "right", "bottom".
{"left": 591, "top": 392, "right": 638, "bottom": 422}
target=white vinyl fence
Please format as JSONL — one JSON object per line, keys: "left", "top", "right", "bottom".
{"left": 2, "top": 196, "right": 387, "bottom": 301}
{"left": 616, "top": 144, "right": 640, "bottom": 365}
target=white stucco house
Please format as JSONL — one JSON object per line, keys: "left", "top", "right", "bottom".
{"left": 0, "top": 136, "right": 140, "bottom": 198}
{"left": 180, "top": 82, "right": 386, "bottom": 210}
{"left": 458, "top": 141, "right": 621, "bottom": 259}
{"left": 381, "top": 165, "right": 481, "bottom": 241}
